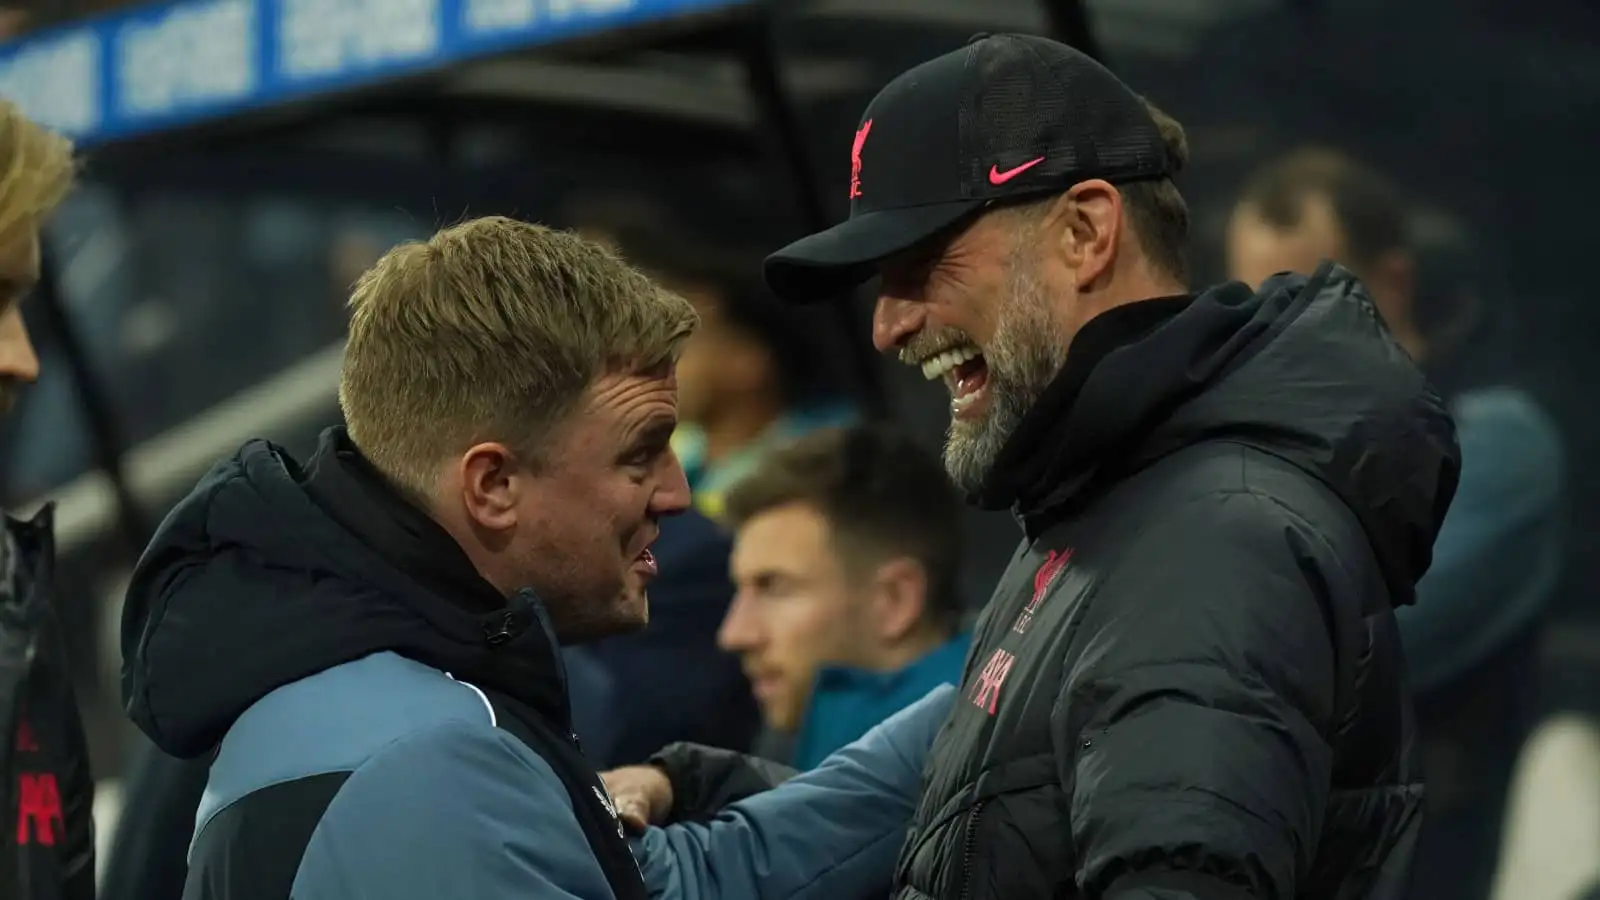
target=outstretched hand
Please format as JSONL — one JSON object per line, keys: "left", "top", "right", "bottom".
{"left": 601, "top": 764, "right": 674, "bottom": 833}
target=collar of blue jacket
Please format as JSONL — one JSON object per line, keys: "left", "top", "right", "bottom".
{"left": 789, "top": 633, "right": 971, "bottom": 771}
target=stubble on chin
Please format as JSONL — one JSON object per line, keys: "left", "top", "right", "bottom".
{"left": 546, "top": 585, "right": 649, "bottom": 646}
{"left": 616, "top": 585, "right": 650, "bottom": 630}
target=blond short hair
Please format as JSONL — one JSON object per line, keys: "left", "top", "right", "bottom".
{"left": 0, "top": 99, "right": 76, "bottom": 234}
{"left": 339, "top": 216, "right": 699, "bottom": 497}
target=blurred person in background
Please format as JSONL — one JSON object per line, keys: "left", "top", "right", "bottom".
{"left": 0, "top": 6, "right": 26, "bottom": 39}
{"left": 0, "top": 100, "right": 97, "bottom": 900}
{"left": 718, "top": 424, "right": 969, "bottom": 769}
{"left": 666, "top": 258, "right": 857, "bottom": 521}
{"left": 556, "top": 200, "right": 857, "bottom": 768}
{"left": 118, "top": 216, "right": 946, "bottom": 900}
{"left": 1228, "top": 146, "right": 1567, "bottom": 900}
{"left": 748, "top": 32, "right": 1457, "bottom": 898}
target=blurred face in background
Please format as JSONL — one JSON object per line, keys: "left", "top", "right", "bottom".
{"left": 663, "top": 278, "right": 775, "bottom": 429}
{"left": 330, "top": 230, "right": 387, "bottom": 308}
{"left": 0, "top": 222, "right": 41, "bottom": 414}
{"left": 720, "top": 501, "right": 878, "bottom": 731}
{"left": 0, "top": 8, "right": 27, "bottom": 40}
{"left": 1226, "top": 192, "right": 1415, "bottom": 342}
{"left": 1226, "top": 193, "right": 1342, "bottom": 290}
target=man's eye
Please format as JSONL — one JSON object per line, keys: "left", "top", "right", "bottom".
{"left": 623, "top": 447, "right": 660, "bottom": 467}
{"left": 753, "top": 576, "right": 796, "bottom": 597}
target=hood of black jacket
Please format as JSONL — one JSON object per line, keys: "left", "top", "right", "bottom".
{"left": 122, "top": 427, "right": 569, "bottom": 759}
{"left": 980, "top": 262, "right": 1460, "bottom": 608}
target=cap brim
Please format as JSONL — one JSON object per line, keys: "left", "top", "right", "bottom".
{"left": 763, "top": 199, "right": 983, "bottom": 304}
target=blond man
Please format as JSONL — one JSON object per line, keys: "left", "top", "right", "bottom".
{"left": 0, "top": 99, "right": 96, "bottom": 900}
{"left": 118, "top": 216, "right": 951, "bottom": 900}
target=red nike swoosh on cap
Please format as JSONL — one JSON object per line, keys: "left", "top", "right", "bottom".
{"left": 989, "top": 156, "right": 1046, "bottom": 185}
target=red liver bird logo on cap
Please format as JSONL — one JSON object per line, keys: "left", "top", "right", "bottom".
{"left": 849, "top": 119, "right": 873, "bottom": 199}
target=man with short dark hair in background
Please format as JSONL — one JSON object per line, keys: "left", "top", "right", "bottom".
{"left": 1229, "top": 146, "right": 1567, "bottom": 900}
{"left": 718, "top": 425, "right": 969, "bottom": 769}
{"left": 0, "top": 98, "right": 97, "bottom": 900}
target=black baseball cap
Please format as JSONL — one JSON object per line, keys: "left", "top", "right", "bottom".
{"left": 764, "top": 33, "right": 1172, "bottom": 305}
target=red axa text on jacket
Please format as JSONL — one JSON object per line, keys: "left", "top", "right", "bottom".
{"left": 969, "top": 648, "right": 1016, "bottom": 715}
{"left": 14, "top": 772, "right": 63, "bottom": 846}
{"left": 1015, "top": 547, "right": 1072, "bottom": 635}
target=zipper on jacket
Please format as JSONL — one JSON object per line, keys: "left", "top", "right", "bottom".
{"left": 484, "top": 609, "right": 518, "bottom": 647}
{"left": 958, "top": 801, "right": 986, "bottom": 900}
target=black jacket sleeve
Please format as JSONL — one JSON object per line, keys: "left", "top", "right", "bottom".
{"left": 1053, "top": 492, "right": 1340, "bottom": 900}
{"left": 0, "top": 579, "right": 32, "bottom": 855}
{"left": 100, "top": 742, "right": 211, "bottom": 900}
{"left": 1, "top": 511, "right": 95, "bottom": 900}
{"left": 647, "top": 742, "right": 799, "bottom": 822}
{"left": 21, "top": 612, "right": 97, "bottom": 900}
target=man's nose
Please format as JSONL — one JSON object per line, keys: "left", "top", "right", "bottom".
{"left": 0, "top": 307, "right": 39, "bottom": 385}
{"left": 653, "top": 450, "right": 693, "bottom": 517}
{"left": 717, "top": 592, "right": 762, "bottom": 652}
{"left": 872, "top": 293, "right": 925, "bottom": 354}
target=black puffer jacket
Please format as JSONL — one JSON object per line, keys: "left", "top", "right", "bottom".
{"left": 893, "top": 264, "right": 1457, "bottom": 900}
{"left": 0, "top": 506, "right": 95, "bottom": 900}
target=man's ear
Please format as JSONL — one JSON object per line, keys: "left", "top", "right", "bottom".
{"left": 1044, "top": 179, "right": 1121, "bottom": 286}
{"left": 870, "top": 557, "right": 930, "bottom": 643}
{"left": 458, "top": 442, "right": 522, "bottom": 532}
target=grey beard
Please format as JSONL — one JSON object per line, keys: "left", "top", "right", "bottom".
{"left": 942, "top": 272, "right": 1068, "bottom": 497}
{"left": 943, "top": 369, "right": 1031, "bottom": 497}
{"left": 940, "top": 325, "right": 1068, "bottom": 493}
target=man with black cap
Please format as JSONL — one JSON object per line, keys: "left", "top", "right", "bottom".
{"left": 763, "top": 33, "right": 1458, "bottom": 899}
